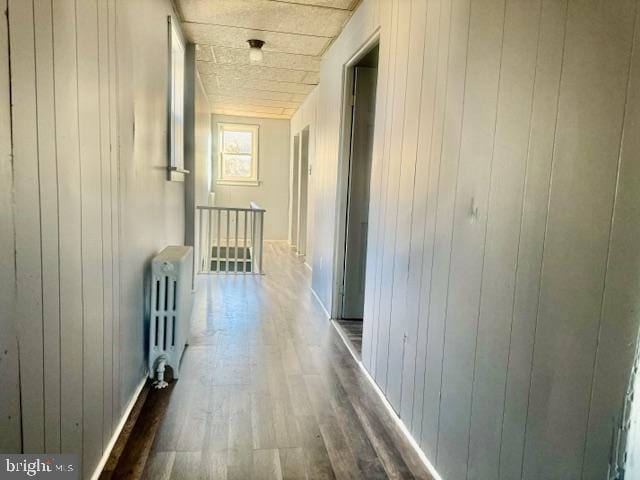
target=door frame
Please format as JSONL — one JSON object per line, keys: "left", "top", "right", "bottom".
{"left": 297, "top": 126, "right": 310, "bottom": 256}
{"left": 330, "top": 32, "right": 380, "bottom": 320}
{"left": 289, "top": 133, "right": 300, "bottom": 247}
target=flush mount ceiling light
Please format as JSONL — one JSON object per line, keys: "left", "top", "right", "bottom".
{"left": 247, "top": 39, "right": 265, "bottom": 64}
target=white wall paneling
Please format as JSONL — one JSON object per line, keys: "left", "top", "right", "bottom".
{"left": 77, "top": 0, "right": 106, "bottom": 470}
{"left": 9, "top": 0, "right": 46, "bottom": 452}
{"left": 523, "top": 1, "right": 638, "bottom": 478}
{"left": 360, "top": 0, "right": 393, "bottom": 380}
{"left": 98, "top": 0, "right": 114, "bottom": 447}
{"left": 292, "top": 0, "right": 640, "bottom": 477}
{"left": 436, "top": 0, "right": 506, "bottom": 476}
{"left": 582, "top": 5, "right": 640, "bottom": 477}
{"left": 116, "top": 0, "right": 186, "bottom": 419}
{"left": 403, "top": 0, "right": 448, "bottom": 444}
{"left": 385, "top": 0, "right": 428, "bottom": 413}
{"left": 6, "top": 0, "right": 192, "bottom": 475}
{"left": 466, "top": 0, "right": 543, "bottom": 478}
{"left": 0, "top": 0, "right": 21, "bottom": 453}
{"left": 494, "top": 1, "right": 567, "bottom": 477}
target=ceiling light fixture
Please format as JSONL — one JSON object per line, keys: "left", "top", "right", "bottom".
{"left": 247, "top": 39, "right": 265, "bottom": 64}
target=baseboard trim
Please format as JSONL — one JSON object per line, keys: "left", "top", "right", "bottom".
{"left": 90, "top": 376, "right": 147, "bottom": 480}
{"left": 329, "top": 321, "right": 444, "bottom": 480}
{"left": 331, "top": 319, "right": 361, "bottom": 361}
{"left": 310, "top": 287, "right": 331, "bottom": 319}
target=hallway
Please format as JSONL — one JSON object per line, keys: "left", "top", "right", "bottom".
{"left": 143, "top": 242, "right": 432, "bottom": 479}
{"left": 3, "top": 0, "right": 640, "bottom": 478}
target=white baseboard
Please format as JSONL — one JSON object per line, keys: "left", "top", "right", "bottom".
{"left": 89, "top": 376, "right": 147, "bottom": 480}
{"left": 310, "top": 287, "right": 331, "bottom": 319}
{"left": 329, "top": 321, "right": 444, "bottom": 480}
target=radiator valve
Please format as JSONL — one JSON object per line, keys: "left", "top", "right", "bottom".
{"left": 153, "top": 355, "right": 169, "bottom": 389}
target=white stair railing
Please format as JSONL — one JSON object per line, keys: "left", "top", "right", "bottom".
{"left": 197, "top": 203, "right": 265, "bottom": 274}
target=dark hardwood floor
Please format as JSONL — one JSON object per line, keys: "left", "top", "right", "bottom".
{"left": 107, "top": 242, "right": 433, "bottom": 479}
{"left": 334, "top": 319, "right": 363, "bottom": 356}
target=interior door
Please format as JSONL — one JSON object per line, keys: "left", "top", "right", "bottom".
{"left": 342, "top": 66, "right": 377, "bottom": 319}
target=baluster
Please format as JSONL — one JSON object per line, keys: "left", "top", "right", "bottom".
{"left": 251, "top": 210, "right": 256, "bottom": 273}
{"left": 216, "top": 209, "right": 221, "bottom": 272}
{"left": 259, "top": 211, "right": 264, "bottom": 274}
{"left": 198, "top": 208, "right": 204, "bottom": 272}
{"left": 235, "top": 210, "right": 239, "bottom": 273}
{"left": 224, "top": 210, "right": 231, "bottom": 272}
{"left": 207, "top": 209, "right": 213, "bottom": 273}
{"left": 243, "top": 210, "right": 248, "bottom": 273}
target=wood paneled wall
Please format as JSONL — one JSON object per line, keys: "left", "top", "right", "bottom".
{"left": 5, "top": 0, "right": 189, "bottom": 476}
{"left": 0, "top": 0, "right": 21, "bottom": 454}
{"left": 295, "top": 0, "right": 640, "bottom": 477}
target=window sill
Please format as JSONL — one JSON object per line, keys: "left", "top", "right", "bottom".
{"left": 168, "top": 166, "right": 190, "bottom": 182}
{"left": 216, "top": 179, "right": 260, "bottom": 187}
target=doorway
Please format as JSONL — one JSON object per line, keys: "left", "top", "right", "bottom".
{"left": 335, "top": 43, "right": 379, "bottom": 329}
{"left": 297, "top": 127, "right": 310, "bottom": 256}
{"left": 290, "top": 134, "right": 300, "bottom": 247}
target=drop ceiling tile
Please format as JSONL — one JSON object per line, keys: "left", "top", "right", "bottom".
{"left": 195, "top": 45, "right": 214, "bottom": 62}
{"left": 204, "top": 85, "right": 296, "bottom": 102}
{"left": 212, "top": 95, "right": 300, "bottom": 109}
{"left": 210, "top": 45, "right": 321, "bottom": 72}
{"left": 180, "top": 0, "right": 357, "bottom": 117}
{"left": 183, "top": 23, "right": 329, "bottom": 56}
{"left": 213, "top": 75, "right": 315, "bottom": 95}
{"left": 211, "top": 103, "right": 285, "bottom": 115}
{"left": 212, "top": 108, "right": 291, "bottom": 120}
{"left": 302, "top": 71, "right": 320, "bottom": 84}
{"left": 197, "top": 61, "right": 307, "bottom": 83}
{"left": 177, "top": 0, "right": 351, "bottom": 38}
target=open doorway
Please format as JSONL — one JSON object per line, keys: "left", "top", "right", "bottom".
{"left": 334, "top": 42, "right": 379, "bottom": 352}
{"left": 290, "top": 134, "right": 300, "bottom": 248}
{"left": 290, "top": 128, "right": 310, "bottom": 256}
{"left": 297, "top": 127, "right": 310, "bottom": 256}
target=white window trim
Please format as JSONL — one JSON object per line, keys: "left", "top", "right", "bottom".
{"left": 168, "top": 16, "right": 186, "bottom": 181}
{"left": 217, "top": 123, "right": 260, "bottom": 186}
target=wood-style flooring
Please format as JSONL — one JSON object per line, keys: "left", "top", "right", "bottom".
{"left": 334, "top": 320, "right": 363, "bottom": 356}
{"left": 139, "top": 241, "right": 432, "bottom": 479}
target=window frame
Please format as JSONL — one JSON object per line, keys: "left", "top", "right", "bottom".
{"left": 216, "top": 122, "right": 260, "bottom": 186}
{"left": 167, "top": 15, "right": 186, "bottom": 181}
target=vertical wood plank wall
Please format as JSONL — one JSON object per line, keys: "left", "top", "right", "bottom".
{"left": 292, "top": 0, "right": 640, "bottom": 478}
{"left": 6, "top": 0, "right": 195, "bottom": 476}
{"left": 0, "top": 0, "right": 21, "bottom": 454}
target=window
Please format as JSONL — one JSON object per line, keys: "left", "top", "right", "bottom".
{"left": 168, "top": 16, "right": 185, "bottom": 179}
{"left": 217, "top": 123, "right": 259, "bottom": 186}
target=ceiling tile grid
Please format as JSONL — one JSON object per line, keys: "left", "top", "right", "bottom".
{"left": 175, "top": 0, "right": 360, "bottom": 118}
